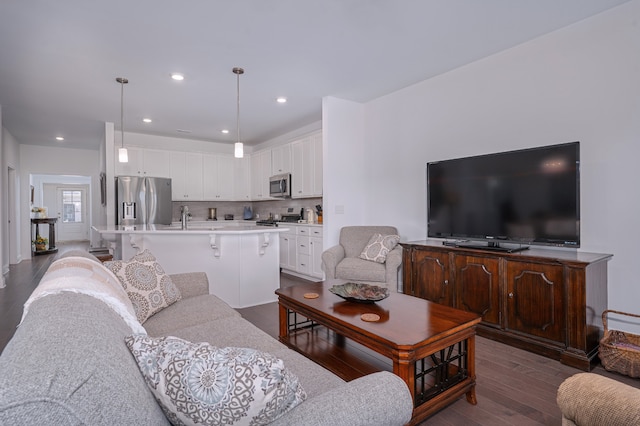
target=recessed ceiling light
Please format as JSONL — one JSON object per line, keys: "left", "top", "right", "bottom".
{"left": 276, "top": 97, "right": 287, "bottom": 103}
{"left": 55, "top": 136, "right": 64, "bottom": 141}
{"left": 143, "top": 118, "right": 152, "bottom": 123}
{"left": 171, "top": 73, "right": 184, "bottom": 81}
{"left": 221, "top": 129, "right": 229, "bottom": 134}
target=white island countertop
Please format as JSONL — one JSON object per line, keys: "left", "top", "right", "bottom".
{"left": 93, "top": 221, "right": 289, "bottom": 308}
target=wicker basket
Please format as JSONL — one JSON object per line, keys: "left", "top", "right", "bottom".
{"left": 599, "top": 309, "right": 640, "bottom": 378}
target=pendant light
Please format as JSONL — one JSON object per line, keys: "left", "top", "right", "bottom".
{"left": 116, "top": 77, "right": 129, "bottom": 163}
{"left": 233, "top": 67, "right": 244, "bottom": 158}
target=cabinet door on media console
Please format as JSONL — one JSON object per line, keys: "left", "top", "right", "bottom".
{"left": 505, "top": 260, "right": 565, "bottom": 343}
{"left": 407, "top": 249, "right": 452, "bottom": 306}
{"left": 454, "top": 255, "right": 500, "bottom": 326}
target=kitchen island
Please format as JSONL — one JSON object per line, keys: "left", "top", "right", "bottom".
{"left": 93, "top": 221, "right": 287, "bottom": 308}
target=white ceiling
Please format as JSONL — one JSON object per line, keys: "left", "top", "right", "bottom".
{"left": 0, "top": 0, "right": 631, "bottom": 151}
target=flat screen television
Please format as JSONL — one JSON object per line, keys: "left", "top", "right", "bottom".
{"left": 427, "top": 142, "right": 580, "bottom": 252}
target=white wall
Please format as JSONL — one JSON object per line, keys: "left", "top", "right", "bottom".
{"left": 322, "top": 97, "right": 366, "bottom": 247}
{"left": 324, "top": 1, "right": 640, "bottom": 326}
{"left": 19, "top": 145, "right": 102, "bottom": 259}
{"left": 2, "top": 122, "right": 22, "bottom": 277}
{"left": 0, "top": 107, "right": 4, "bottom": 286}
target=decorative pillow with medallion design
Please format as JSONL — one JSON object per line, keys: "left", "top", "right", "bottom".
{"left": 359, "top": 233, "right": 401, "bottom": 263}
{"left": 104, "top": 249, "right": 181, "bottom": 323}
{"left": 125, "top": 334, "right": 307, "bottom": 426}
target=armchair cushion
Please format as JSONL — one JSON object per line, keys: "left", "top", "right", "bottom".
{"left": 359, "top": 233, "right": 400, "bottom": 263}
{"left": 336, "top": 257, "right": 387, "bottom": 282}
{"left": 340, "top": 226, "right": 399, "bottom": 259}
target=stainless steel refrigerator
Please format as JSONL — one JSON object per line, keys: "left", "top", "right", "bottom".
{"left": 115, "top": 176, "right": 172, "bottom": 226}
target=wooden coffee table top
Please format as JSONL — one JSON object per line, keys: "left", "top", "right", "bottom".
{"left": 276, "top": 280, "right": 481, "bottom": 350}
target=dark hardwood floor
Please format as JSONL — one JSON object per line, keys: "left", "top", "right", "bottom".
{"left": 2, "top": 243, "right": 639, "bottom": 425}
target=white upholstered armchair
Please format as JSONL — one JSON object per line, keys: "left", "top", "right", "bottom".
{"left": 321, "top": 226, "right": 403, "bottom": 290}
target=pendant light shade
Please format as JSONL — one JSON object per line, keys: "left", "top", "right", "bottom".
{"left": 118, "top": 147, "right": 128, "bottom": 162}
{"left": 234, "top": 142, "right": 243, "bottom": 158}
{"left": 233, "top": 67, "right": 244, "bottom": 158}
{"left": 116, "top": 77, "right": 129, "bottom": 163}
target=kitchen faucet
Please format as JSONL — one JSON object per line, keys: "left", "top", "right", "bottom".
{"left": 180, "top": 205, "right": 190, "bottom": 230}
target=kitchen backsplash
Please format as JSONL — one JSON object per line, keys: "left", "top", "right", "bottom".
{"left": 172, "top": 198, "right": 322, "bottom": 222}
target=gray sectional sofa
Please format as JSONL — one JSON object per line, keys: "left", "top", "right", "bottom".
{"left": 0, "top": 251, "right": 413, "bottom": 425}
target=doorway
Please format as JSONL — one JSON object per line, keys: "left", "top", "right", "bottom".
{"left": 43, "top": 184, "right": 90, "bottom": 242}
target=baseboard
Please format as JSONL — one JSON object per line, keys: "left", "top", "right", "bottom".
{"left": 89, "top": 247, "right": 110, "bottom": 254}
{"left": 280, "top": 269, "right": 324, "bottom": 282}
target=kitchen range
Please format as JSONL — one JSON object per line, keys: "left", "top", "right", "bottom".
{"left": 256, "top": 210, "right": 301, "bottom": 227}
{"left": 256, "top": 205, "right": 322, "bottom": 226}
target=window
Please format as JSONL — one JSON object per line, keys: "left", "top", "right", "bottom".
{"left": 62, "top": 190, "right": 83, "bottom": 223}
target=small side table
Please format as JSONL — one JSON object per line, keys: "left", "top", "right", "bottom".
{"left": 31, "top": 218, "right": 58, "bottom": 256}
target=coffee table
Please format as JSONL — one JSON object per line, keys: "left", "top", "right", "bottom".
{"left": 276, "top": 280, "right": 481, "bottom": 425}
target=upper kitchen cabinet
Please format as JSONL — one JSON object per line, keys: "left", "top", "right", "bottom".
{"left": 271, "top": 144, "right": 292, "bottom": 175}
{"left": 291, "top": 132, "right": 322, "bottom": 198}
{"left": 114, "top": 147, "right": 171, "bottom": 178}
{"left": 170, "top": 151, "right": 203, "bottom": 201}
{"left": 202, "top": 154, "right": 235, "bottom": 201}
{"left": 250, "top": 149, "right": 273, "bottom": 200}
{"left": 234, "top": 157, "right": 251, "bottom": 201}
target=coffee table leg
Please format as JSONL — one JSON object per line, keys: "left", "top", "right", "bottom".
{"left": 393, "top": 357, "right": 414, "bottom": 401}
{"left": 465, "top": 334, "right": 477, "bottom": 405}
{"left": 278, "top": 302, "right": 289, "bottom": 339}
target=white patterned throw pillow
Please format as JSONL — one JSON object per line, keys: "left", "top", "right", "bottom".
{"left": 359, "top": 233, "right": 401, "bottom": 263}
{"left": 105, "top": 249, "right": 181, "bottom": 323}
{"left": 125, "top": 335, "right": 307, "bottom": 426}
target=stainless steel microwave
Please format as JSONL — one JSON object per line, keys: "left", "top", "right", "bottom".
{"left": 269, "top": 173, "right": 291, "bottom": 198}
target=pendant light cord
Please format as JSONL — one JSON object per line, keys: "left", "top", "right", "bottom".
{"left": 116, "top": 77, "right": 128, "bottom": 149}
{"left": 236, "top": 70, "right": 241, "bottom": 144}
{"left": 121, "top": 79, "right": 125, "bottom": 148}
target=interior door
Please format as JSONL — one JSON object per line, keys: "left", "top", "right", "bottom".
{"left": 43, "top": 184, "right": 89, "bottom": 241}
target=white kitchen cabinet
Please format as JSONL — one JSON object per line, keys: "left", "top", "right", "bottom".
{"left": 114, "top": 147, "right": 171, "bottom": 178}
{"left": 279, "top": 228, "right": 297, "bottom": 271}
{"left": 114, "top": 146, "right": 142, "bottom": 176}
{"left": 280, "top": 224, "right": 324, "bottom": 281}
{"left": 143, "top": 149, "right": 173, "bottom": 178}
{"left": 234, "top": 156, "right": 251, "bottom": 201}
{"left": 271, "top": 144, "right": 292, "bottom": 174}
{"left": 291, "top": 131, "right": 322, "bottom": 198}
{"left": 307, "top": 226, "right": 324, "bottom": 279}
{"left": 309, "top": 235, "right": 324, "bottom": 279}
{"left": 250, "top": 149, "right": 273, "bottom": 200}
{"left": 170, "top": 151, "right": 203, "bottom": 201}
{"left": 202, "top": 154, "right": 235, "bottom": 200}
{"left": 296, "top": 233, "right": 311, "bottom": 275}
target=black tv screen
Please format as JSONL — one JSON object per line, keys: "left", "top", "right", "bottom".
{"left": 427, "top": 142, "right": 580, "bottom": 251}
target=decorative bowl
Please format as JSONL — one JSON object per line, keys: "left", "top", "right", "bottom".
{"left": 328, "top": 282, "right": 390, "bottom": 303}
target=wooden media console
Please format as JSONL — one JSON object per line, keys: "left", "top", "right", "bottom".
{"left": 401, "top": 240, "right": 612, "bottom": 371}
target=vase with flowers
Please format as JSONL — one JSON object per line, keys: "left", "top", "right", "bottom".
{"left": 33, "top": 235, "right": 48, "bottom": 251}
{"left": 31, "top": 206, "right": 46, "bottom": 218}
